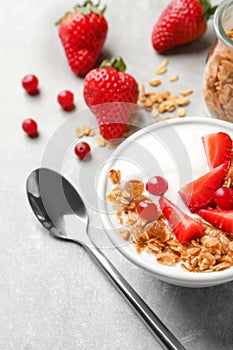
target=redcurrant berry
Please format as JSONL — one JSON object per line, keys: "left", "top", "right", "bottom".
{"left": 22, "top": 118, "right": 38, "bottom": 137}
{"left": 136, "top": 200, "right": 159, "bottom": 221}
{"left": 22, "top": 74, "right": 39, "bottom": 94}
{"left": 146, "top": 176, "right": 168, "bottom": 196}
{"left": 74, "top": 142, "right": 90, "bottom": 159}
{"left": 214, "top": 186, "right": 233, "bottom": 210}
{"left": 57, "top": 90, "right": 74, "bottom": 110}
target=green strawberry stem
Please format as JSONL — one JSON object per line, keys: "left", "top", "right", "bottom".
{"left": 199, "top": 0, "right": 217, "bottom": 21}
{"left": 74, "top": 0, "right": 106, "bottom": 16}
{"left": 55, "top": 12, "right": 73, "bottom": 25}
{"left": 100, "top": 57, "right": 127, "bottom": 72}
{"left": 56, "top": 0, "right": 106, "bottom": 24}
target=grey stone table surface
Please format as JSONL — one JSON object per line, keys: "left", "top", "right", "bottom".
{"left": 1, "top": 0, "right": 232, "bottom": 349}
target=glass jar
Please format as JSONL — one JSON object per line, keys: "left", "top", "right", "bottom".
{"left": 204, "top": 0, "right": 233, "bottom": 121}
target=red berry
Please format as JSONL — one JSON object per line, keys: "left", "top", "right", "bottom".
{"left": 214, "top": 186, "right": 233, "bottom": 210}
{"left": 74, "top": 142, "right": 90, "bottom": 159}
{"left": 22, "top": 118, "right": 38, "bottom": 137}
{"left": 146, "top": 176, "right": 168, "bottom": 196}
{"left": 136, "top": 200, "right": 159, "bottom": 221}
{"left": 22, "top": 74, "right": 39, "bottom": 94}
{"left": 57, "top": 90, "right": 75, "bottom": 111}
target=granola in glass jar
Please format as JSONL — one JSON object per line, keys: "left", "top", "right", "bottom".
{"left": 204, "top": 0, "right": 233, "bottom": 121}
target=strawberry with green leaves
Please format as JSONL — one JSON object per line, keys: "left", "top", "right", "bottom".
{"left": 152, "top": 0, "right": 217, "bottom": 53}
{"left": 57, "top": 1, "right": 108, "bottom": 76}
{"left": 83, "top": 57, "right": 139, "bottom": 140}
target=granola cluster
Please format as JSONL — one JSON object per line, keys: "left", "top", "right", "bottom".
{"left": 107, "top": 169, "right": 233, "bottom": 272}
{"left": 204, "top": 29, "right": 233, "bottom": 121}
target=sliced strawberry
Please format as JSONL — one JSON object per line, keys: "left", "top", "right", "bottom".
{"left": 197, "top": 207, "right": 233, "bottom": 234}
{"left": 178, "top": 161, "right": 230, "bottom": 212}
{"left": 159, "top": 196, "right": 205, "bottom": 243}
{"left": 202, "top": 132, "right": 232, "bottom": 169}
{"left": 226, "top": 159, "right": 233, "bottom": 184}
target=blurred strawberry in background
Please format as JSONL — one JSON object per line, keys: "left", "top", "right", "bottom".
{"left": 152, "top": 0, "right": 217, "bottom": 53}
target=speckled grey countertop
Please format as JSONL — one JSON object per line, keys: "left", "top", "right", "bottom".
{"left": 1, "top": 0, "right": 232, "bottom": 349}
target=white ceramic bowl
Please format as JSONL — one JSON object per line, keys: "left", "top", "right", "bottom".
{"left": 97, "top": 117, "right": 233, "bottom": 287}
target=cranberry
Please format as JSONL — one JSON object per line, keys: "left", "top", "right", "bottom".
{"left": 22, "top": 74, "right": 39, "bottom": 94}
{"left": 136, "top": 200, "right": 159, "bottom": 221}
{"left": 57, "top": 90, "right": 75, "bottom": 110}
{"left": 214, "top": 186, "right": 233, "bottom": 210}
{"left": 74, "top": 142, "right": 90, "bottom": 159}
{"left": 146, "top": 176, "right": 168, "bottom": 196}
{"left": 22, "top": 118, "right": 38, "bottom": 137}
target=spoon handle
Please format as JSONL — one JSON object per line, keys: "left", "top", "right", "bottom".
{"left": 84, "top": 244, "right": 185, "bottom": 350}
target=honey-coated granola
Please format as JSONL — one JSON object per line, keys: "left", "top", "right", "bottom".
{"left": 107, "top": 169, "right": 233, "bottom": 272}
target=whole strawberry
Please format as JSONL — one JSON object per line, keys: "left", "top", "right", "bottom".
{"left": 152, "top": 0, "right": 217, "bottom": 53}
{"left": 57, "top": 1, "right": 108, "bottom": 76}
{"left": 83, "top": 57, "right": 139, "bottom": 140}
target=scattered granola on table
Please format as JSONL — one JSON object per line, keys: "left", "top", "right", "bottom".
{"left": 107, "top": 169, "right": 233, "bottom": 273}
{"left": 75, "top": 124, "right": 95, "bottom": 137}
{"left": 138, "top": 59, "right": 193, "bottom": 121}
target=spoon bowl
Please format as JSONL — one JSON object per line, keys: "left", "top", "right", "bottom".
{"left": 26, "top": 167, "right": 185, "bottom": 350}
{"left": 26, "top": 168, "right": 90, "bottom": 245}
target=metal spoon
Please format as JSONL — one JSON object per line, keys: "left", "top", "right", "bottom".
{"left": 26, "top": 167, "right": 185, "bottom": 350}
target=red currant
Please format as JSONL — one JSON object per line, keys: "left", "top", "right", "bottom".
{"left": 57, "top": 90, "right": 74, "bottom": 110}
{"left": 22, "top": 118, "right": 38, "bottom": 137}
{"left": 136, "top": 200, "right": 159, "bottom": 221}
{"left": 214, "top": 186, "right": 233, "bottom": 210}
{"left": 22, "top": 74, "right": 39, "bottom": 94}
{"left": 74, "top": 142, "right": 91, "bottom": 159}
{"left": 146, "top": 176, "right": 168, "bottom": 196}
